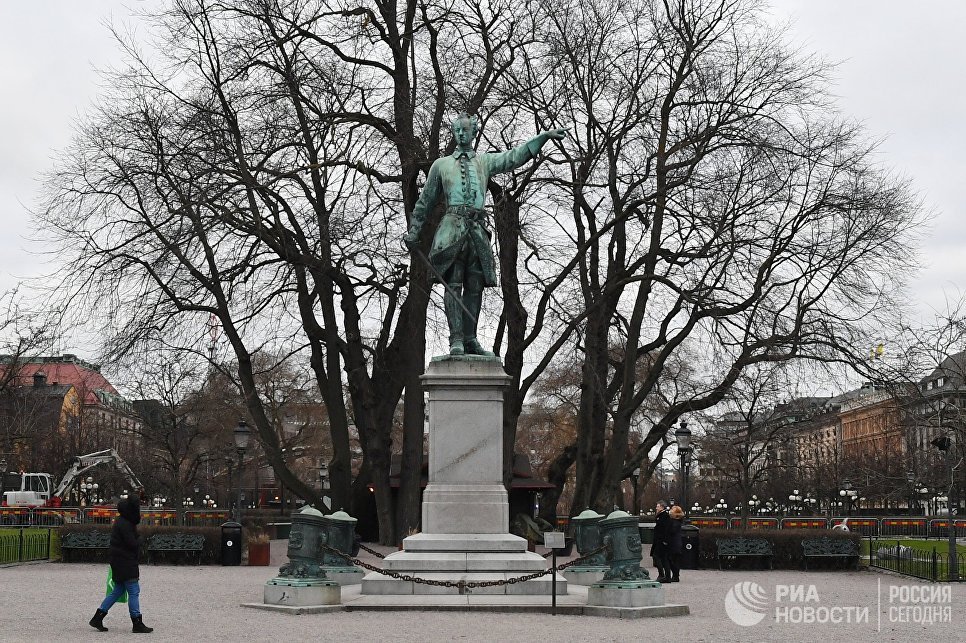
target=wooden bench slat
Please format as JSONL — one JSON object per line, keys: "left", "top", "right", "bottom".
{"left": 61, "top": 531, "right": 111, "bottom": 562}
{"left": 716, "top": 537, "right": 774, "bottom": 570}
{"left": 801, "top": 537, "right": 859, "bottom": 570}
{"left": 146, "top": 533, "right": 205, "bottom": 564}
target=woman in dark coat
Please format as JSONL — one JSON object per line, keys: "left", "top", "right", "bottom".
{"left": 650, "top": 501, "right": 671, "bottom": 582}
{"left": 89, "top": 497, "right": 153, "bottom": 633}
{"left": 667, "top": 505, "right": 685, "bottom": 582}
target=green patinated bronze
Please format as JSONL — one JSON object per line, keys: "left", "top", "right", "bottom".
{"left": 597, "top": 510, "right": 652, "bottom": 584}
{"left": 571, "top": 509, "right": 608, "bottom": 568}
{"left": 404, "top": 113, "right": 567, "bottom": 356}
{"left": 272, "top": 505, "right": 329, "bottom": 583}
{"left": 319, "top": 510, "right": 358, "bottom": 571}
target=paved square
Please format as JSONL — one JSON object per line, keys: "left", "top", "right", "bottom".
{"left": 0, "top": 542, "right": 961, "bottom": 642}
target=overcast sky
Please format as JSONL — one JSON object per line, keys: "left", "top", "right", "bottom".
{"left": 1, "top": 1, "right": 964, "bottom": 357}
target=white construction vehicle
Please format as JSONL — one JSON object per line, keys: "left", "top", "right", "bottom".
{"left": 2, "top": 449, "right": 144, "bottom": 507}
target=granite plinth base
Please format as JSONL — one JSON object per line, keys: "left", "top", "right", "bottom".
{"left": 421, "top": 484, "right": 509, "bottom": 534}
{"left": 587, "top": 582, "right": 665, "bottom": 608}
{"left": 263, "top": 578, "right": 341, "bottom": 607}
{"left": 360, "top": 571, "right": 568, "bottom": 596}
{"left": 362, "top": 532, "right": 565, "bottom": 596}
{"left": 321, "top": 567, "right": 364, "bottom": 585}
{"left": 562, "top": 567, "right": 609, "bottom": 585}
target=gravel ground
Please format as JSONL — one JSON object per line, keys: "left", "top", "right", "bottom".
{"left": 0, "top": 541, "right": 961, "bottom": 642}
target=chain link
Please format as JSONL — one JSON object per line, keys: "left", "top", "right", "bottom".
{"left": 325, "top": 543, "right": 609, "bottom": 589}
{"left": 356, "top": 542, "right": 387, "bottom": 559}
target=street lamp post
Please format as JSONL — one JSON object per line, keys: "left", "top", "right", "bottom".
{"left": 931, "top": 434, "right": 958, "bottom": 581}
{"left": 674, "top": 421, "right": 693, "bottom": 517}
{"left": 233, "top": 419, "right": 251, "bottom": 524}
{"left": 789, "top": 490, "right": 802, "bottom": 516}
{"left": 630, "top": 467, "right": 641, "bottom": 515}
{"left": 906, "top": 469, "right": 916, "bottom": 516}
{"left": 0, "top": 457, "right": 6, "bottom": 502}
{"left": 319, "top": 461, "right": 330, "bottom": 511}
{"left": 839, "top": 480, "right": 857, "bottom": 516}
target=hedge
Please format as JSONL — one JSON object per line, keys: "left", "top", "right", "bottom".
{"left": 697, "top": 528, "right": 862, "bottom": 569}
{"left": 58, "top": 524, "right": 229, "bottom": 565}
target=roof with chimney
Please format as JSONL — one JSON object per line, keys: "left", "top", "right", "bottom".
{"left": 0, "top": 354, "right": 119, "bottom": 407}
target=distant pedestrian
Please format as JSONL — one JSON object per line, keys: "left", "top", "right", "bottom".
{"left": 651, "top": 501, "right": 671, "bottom": 582}
{"left": 667, "top": 505, "right": 685, "bottom": 582}
{"left": 89, "top": 497, "right": 153, "bottom": 633}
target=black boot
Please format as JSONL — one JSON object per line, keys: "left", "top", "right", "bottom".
{"left": 461, "top": 283, "right": 494, "bottom": 357}
{"left": 444, "top": 285, "right": 465, "bottom": 355}
{"left": 131, "top": 615, "right": 153, "bottom": 634}
{"left": 89, "top": 609, "right": 108, "bottom": 632}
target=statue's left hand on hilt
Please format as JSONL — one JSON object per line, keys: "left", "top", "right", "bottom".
{"left": 402, "top": 228, "right": 420, "bottom": 251}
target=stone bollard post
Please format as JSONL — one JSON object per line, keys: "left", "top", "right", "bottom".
{"left": 562, "top": 509, "right": 610, "bottom": 585}
{"left": 587, "top": 510, "right": 664, "bottom": 609}
{"left": 319, "top": 510, "right": 364, "bottom": 585}
{"left": 264, "top": 505, "right": 340, "bottom": 607}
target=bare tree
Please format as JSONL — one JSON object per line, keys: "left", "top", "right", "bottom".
{"left": 697, "top": 365, "right": 802, "bottom": 525}
{"left": 38, "top": 0, "right": 545, "bottom": 542}
{"left": 496, "top": 0, "right": 923, "bottom": 512}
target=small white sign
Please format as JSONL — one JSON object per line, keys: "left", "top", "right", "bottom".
{"left": 543, "top": 531, "right": 565, "bottom": 549}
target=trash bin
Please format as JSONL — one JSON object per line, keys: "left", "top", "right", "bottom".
{"left": 680, "top": 524, "right": 700, "bottom": 569}
{"left": 639, "top": 522, "right": 656, "bottom": 545}
{"left": 221, "top": 521, "right": 243, "bottom": 566}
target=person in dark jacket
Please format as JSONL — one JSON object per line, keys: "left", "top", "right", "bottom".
{"left": 89, "top": 497, "right": 153, "bottom": 633}
{"left": 667, "top": 505, "right": 685, "bottom": 582}
{"left": 650, "top": 501, "right": 671, "bottom": 582}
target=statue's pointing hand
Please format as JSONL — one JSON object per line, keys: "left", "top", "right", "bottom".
{"left": 544, "top": 126, "right": 569, "bottom": 141}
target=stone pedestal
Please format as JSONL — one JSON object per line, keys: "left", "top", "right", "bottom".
{"left": 562, "top": 567, "right": 610, "bottom": 586}
{"left": 587, "top": 581, "right": 664, "bottom": 608}
{"left": 323, "top": 568, "right": 364, "bottom": 585}
{"left": 264, "top": 578, "right": 341, "bottom": 607}
{"left": 361, "top": 356, "right": 564, "bottom": 596}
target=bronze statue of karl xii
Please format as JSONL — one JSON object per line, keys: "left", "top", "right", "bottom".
{"left": 403, "top": 113, "right": 567, "bottom": 356}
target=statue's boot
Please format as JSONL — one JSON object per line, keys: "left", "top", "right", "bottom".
{"left": 462, "top": 288, "right": 495, "bottom": 357}
{"left": 444, "top": 286, "right": 465, "bottom": 355}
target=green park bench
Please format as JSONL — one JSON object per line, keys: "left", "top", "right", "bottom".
{"left": 716, "top": 537, "right": 774, "bottom": 570}
{"left": 61, "top": 530, "right": 111, "bottom": 562}
{"left": 802, "top": 536, "right": 859, "bottom": 570}
{"left": 146, "top": 532, "right": 205, "bottom": 565}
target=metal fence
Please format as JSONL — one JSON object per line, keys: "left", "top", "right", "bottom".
{"left": 0, "top": 507, "right": 227, "bottom": 527}
{"left": 0, "top": 528, "right": 53, "bottom": 565}
{"left": 867, "top": 537, "right": 966, "bottom": 582}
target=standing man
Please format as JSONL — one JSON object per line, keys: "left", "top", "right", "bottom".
{"left": 403, "top": 113, "right": 567, "bottom": 356}
{"left": 651, "top": 501, "right": 671, "bottom": 582}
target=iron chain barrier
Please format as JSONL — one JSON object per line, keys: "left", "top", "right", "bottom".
{"left": 355, "top": 542, "right": 387, "bottom": 559}
{"left": 322, "top": 542, "right": 609, "bottom": 591}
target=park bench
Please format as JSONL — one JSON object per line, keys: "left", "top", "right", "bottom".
{"left": 716, "top": 537, "right": 774, "bottom": 570}
{"left": 146, "top": 533, "right": 205, "bottom": 565}
{"left": 61, "top": 530, "right": 111, "bottom": 562}
{"left": 802, "top": 537, "right": 859, "bottom": 570}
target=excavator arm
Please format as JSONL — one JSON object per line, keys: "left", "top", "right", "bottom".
{"left": 52, "top": 449, "right": 145, "bottom": 499}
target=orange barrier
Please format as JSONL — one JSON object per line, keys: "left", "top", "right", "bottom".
{"left": 781, "top": 518, "right": 828, "bottom": 529}
{"left": 730, "top": 517, "right": 779, "bottom": 529}
{"left": 183, "top": 510, "right": 230, "bottom": 526}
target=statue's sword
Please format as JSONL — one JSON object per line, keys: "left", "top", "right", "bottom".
{"left": 407, "top": 243, "right": 477, "bottom": 322}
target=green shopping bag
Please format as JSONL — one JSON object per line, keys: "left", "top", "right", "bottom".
{"left": 106, "top": 567, "right": 128, "bottom": 604}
